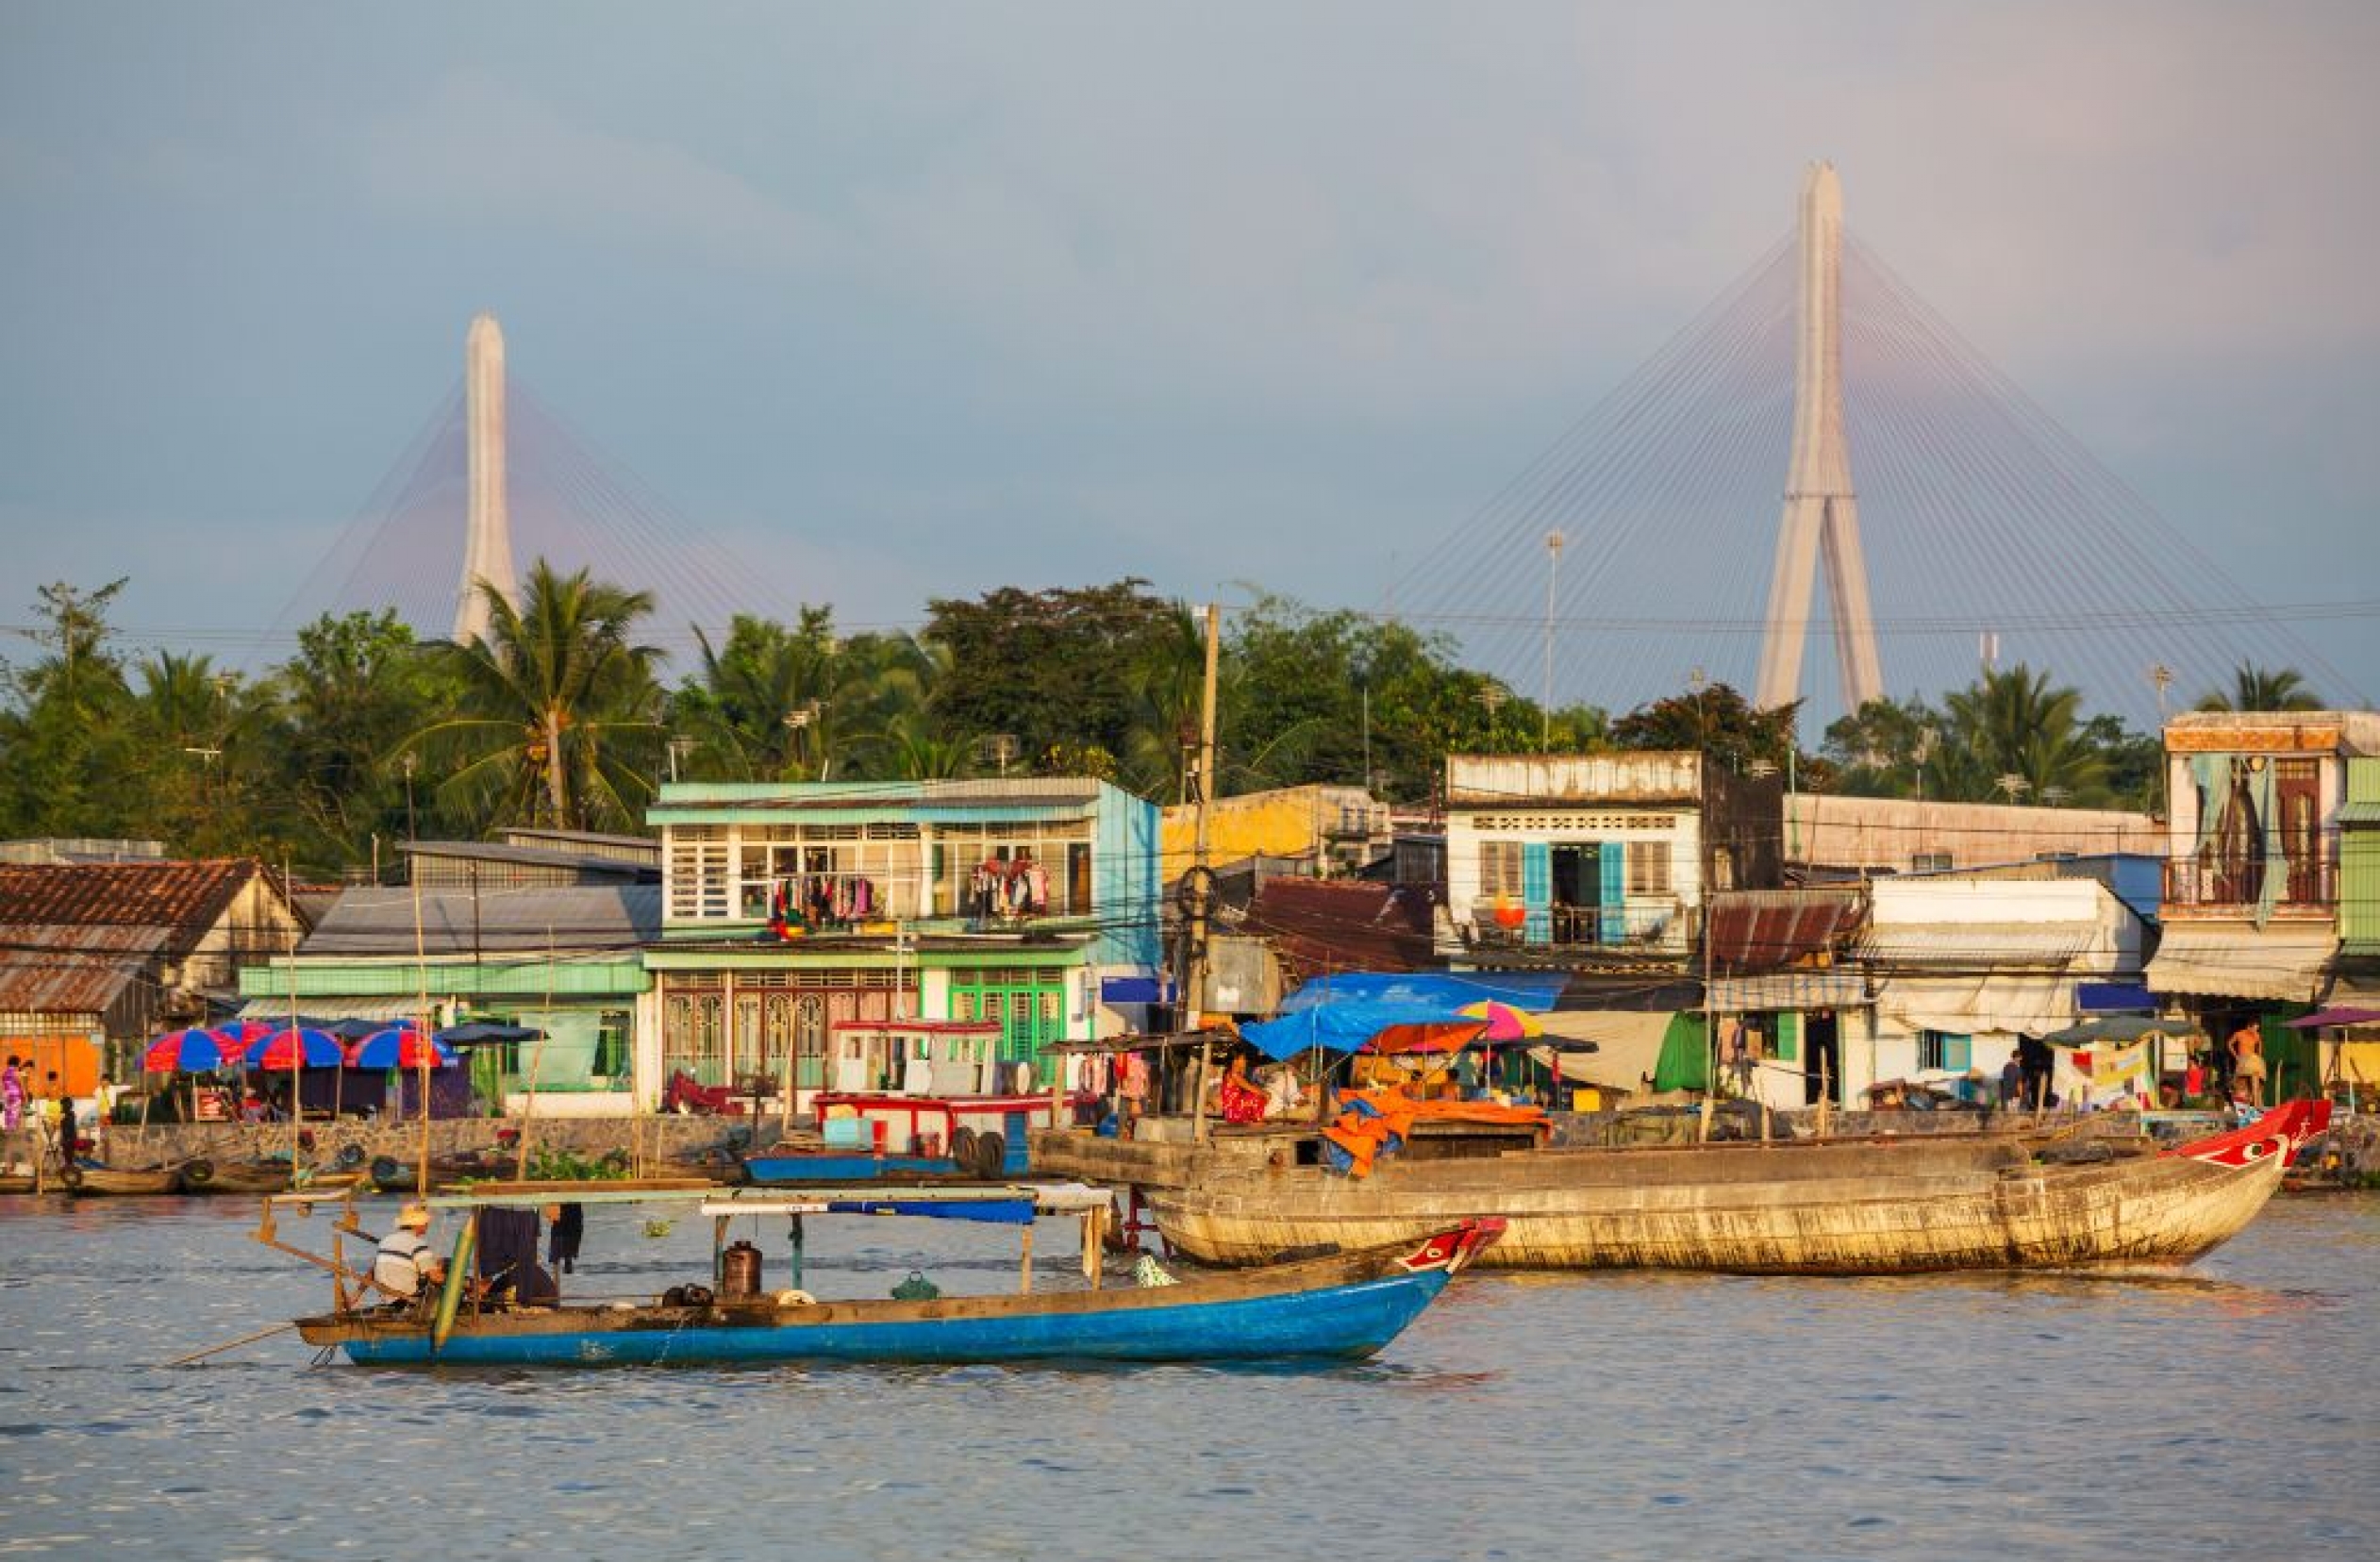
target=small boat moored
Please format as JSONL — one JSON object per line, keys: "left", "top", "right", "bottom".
{"left": 256, "top": 1182, "right": 1501, "bottom": 1369}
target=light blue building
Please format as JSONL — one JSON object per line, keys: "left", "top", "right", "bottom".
{"left": 642, "top": 779, "right": 1160, "bottom": 1107}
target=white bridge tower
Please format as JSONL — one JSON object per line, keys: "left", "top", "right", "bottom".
{"left": 1755, "top": 163, "right": 1883, "bottom": 713}
{"left": 452, "top": 312, "right": 519, "bottom": 644}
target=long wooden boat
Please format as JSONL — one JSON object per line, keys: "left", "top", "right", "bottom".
{"left": 62, "top": 1161, "right": 188, "bottom": 1196}
{"left": 298, "top": 1219, "right": 1500, "bottom": 1368}
{"left": 1143, "top": 1101, "right": 2328, "bottom": 1277}
{"left": 180, "top": 1159, "right": 365, "bottom": 1197}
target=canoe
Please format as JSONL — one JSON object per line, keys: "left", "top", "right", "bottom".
{"left": 1145, "top": 1101, "right": 2328, "bottom": 1277}
{"left": 293, "top": 1219, "right": 1504, "bottom": 1368}
{"left": 62, "top": 1162, "right": 187, "bottom": 1196}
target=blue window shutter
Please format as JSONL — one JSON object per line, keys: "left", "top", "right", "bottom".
{"left": 1948, "top": 1034, "right": 1972, "bottom": 1073}
{"left": 1599, "top": 843, "right": 1625, "bottom": 944}
{"left": 1522, "top": 842, "right": 1552, "bottom": 943}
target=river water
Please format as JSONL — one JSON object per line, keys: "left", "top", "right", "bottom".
{"left": 2, "top": 1191, "right": 2373, "bottom": 1562}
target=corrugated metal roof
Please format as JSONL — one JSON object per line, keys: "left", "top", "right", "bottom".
{"left": 0, "top": 922, "right": 167, "bottom": 1015}
{"left": 1855, "top": 922, "right": 2097, "bottom": 970}
{"left": 1707, "top": 889, "right": 1863, "bottom": 974}
{"left": 0, "top": 857, "right": 273, "bottom": 938}
{"left": 301, "top": 885, "right": 661, "bottom": 956}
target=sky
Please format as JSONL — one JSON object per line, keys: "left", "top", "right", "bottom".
{"left": 1, "top": 1, "right": 2373, "bottom": 716}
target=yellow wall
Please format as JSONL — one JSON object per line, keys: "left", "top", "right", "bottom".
{"left": 1159, "top": 786, "right": 1376, "bottom": 882}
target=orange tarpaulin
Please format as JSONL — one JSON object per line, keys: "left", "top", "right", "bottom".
{"left": 1319, "top": 1086, "right": 1549, "bottom": 1178}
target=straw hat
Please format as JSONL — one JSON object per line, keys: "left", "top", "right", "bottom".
{"left": 396, "top": 1203, "right": 432, "bottom": 1230}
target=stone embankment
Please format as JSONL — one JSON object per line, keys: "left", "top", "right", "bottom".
{"left": 96, "top": 1113, "right": 779, "bottom": 1171}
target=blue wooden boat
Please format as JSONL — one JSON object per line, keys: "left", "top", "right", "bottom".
{"left": 279, "top": 1186, "right": 1501, "bottom": 1368}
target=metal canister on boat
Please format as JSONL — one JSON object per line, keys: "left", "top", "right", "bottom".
{"left": 721, "top": 1239, "right": 764, "bottom": 1298}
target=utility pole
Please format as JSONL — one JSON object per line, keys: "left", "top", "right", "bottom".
{"left": 1187, "top": 603, "right": 1222, "bottom": 1145}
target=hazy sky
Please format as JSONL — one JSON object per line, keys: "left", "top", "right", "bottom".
{"left": 2, "top": 2, "right": 2373, "bottom": 708}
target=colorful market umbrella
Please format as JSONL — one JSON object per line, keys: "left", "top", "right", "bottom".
{"left": 141, "top": 1027, "right": 227, "bottom": 1073}
{"left": 323, "top": 1016, "right": 416, "bottom": 1040}
{"left": 2284, "top": 1006, "right": 2380, "bottom": 1030}
{"left": 347, "top": 1027, "right": 458, "bottom": 1070}
{"left": 212, "top": 1018, "right": 279, "bottom": 1047}
{"left": 434, "top": 1022, "right": 543, "bottom": 1047}
{"left": 1456, "top": 1000, "right": 1545, "bottom": 1042}
{"left": 244, "top": 1028, "right": 345, "bottom": 1071}
{"left": 2039, "top": 1015, "right": 2178, "bottom": 1047}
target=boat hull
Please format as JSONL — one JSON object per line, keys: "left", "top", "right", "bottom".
{"left": 295, "top": 1223, "right": 1499, "bottom": 1368}
{"left": 1148, "top": 1108, "right": 2320, "bottom": 1276}
{"left": 64, "top": 1164, "right": 185, "bottom": 1196}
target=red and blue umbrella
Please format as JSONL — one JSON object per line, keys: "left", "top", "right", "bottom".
{"left": 347, "top": 1027, "right": 458, "bottom": 1070}
{"left": 213, "top": 1018, "right": 278, "bottom": 1047}
{"left": 244, "top": 1028, "right": 344, "bottom": 1070}
{"left": 142, "top": 1027, "right": 228, "bottom": 1072}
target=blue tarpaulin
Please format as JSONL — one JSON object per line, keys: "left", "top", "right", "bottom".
{"left": 1274, "top": 972, "right": 1566, "bottom": 1014}
{"left": 1241, "top": 1002, "right": 1485, "bottom": 1060}
{"left": 1243, "top": 972, "right": 1569, "bottom": 1060}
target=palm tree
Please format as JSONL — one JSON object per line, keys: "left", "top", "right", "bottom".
{"left": 1928, "top": 664, "right": 2107, "bottom": 806}
{"left": 419, "top": 561, "right": 664, "bottom": 829}
{"left": 2195, "top": 661, "right": 2322, "bottom": 713}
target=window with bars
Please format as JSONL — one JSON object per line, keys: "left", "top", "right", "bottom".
{"left": 1919, "top": 1031, "right": 1972, "bottom": 1072}
{"left": 667, "top": 826, "right": 731, "bottom": 920}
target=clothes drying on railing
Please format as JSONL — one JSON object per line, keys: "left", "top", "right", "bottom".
{"left": 766, "top": 874, "right": 880, "bottom": 939}
{"left": 965, "top": 856, "right": 1051, "bottom": 921}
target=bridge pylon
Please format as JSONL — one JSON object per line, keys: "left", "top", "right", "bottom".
{"left": 1755, "top": 162, "right": 1883, "bottom": 714}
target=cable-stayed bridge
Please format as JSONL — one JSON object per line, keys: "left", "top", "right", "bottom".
{"left": 1390, "top": 164, "right": 2358, "bottom": 731}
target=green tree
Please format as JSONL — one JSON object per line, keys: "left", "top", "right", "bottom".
{"left": 1612, "top": 681, "right": 1805, "bottom": 776}
{"left": 418, "top": 562, "right": 665, "bottom": 830}
{"left": 2195, "top": 661, "right": 2323, "bottom": 713}
{"left": 266, "top": 609, "right": 456, "bottom": 872}
{"left": 0, "top": 578, "right": 139, "bottom": 838}
{"left": 923, "top": 581, "right": 1184, "bottom": 768}
{"left": 1927, "top": 664, "right": 2108, "bottom": 806}
{"left": 1822, "top": 695, "right": 1943, "bottom": 798}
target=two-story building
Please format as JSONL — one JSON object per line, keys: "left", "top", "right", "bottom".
{"left": 642, "top": 778, "right": 1160, "bottom": 1111}
{"left": 2145, "top": 710, "right": 2379, "bottom": 1092}
{"left": 1436, "top": 753, "right": 1781, "bottom": 969}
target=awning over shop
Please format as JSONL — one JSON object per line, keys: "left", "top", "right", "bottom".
{"left": 1539, "top": 1008, "right": 1673, "bottom": 1090}
{"left": 237, "top": 995, "right": 425, "bottom": 1023}
{"left": 1876, "top": 974, "right": 2079, "bottom": 1039}
{"left": 1706, "top": 969, "right": 1869, "bottom": 1013}
{"left": 2145, "top": 924, "right": 2333, "bottom": 1004}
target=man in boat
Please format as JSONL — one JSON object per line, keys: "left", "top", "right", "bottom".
{"left": 373, "top": 1204, "right": 447, "bottom": 1306}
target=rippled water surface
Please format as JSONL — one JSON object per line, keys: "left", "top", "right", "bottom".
{"left": 2, "top": 1192, "right": 2374, "bottom": 1561}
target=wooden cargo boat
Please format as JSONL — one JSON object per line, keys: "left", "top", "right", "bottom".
{"left": 1144, "top": 1101, "right": 2328, "bottom": 1276}
{"left": 181, "top": 1159, "right": 365, "bottom": 1196}
{"left": 60, "top": 1161, "right": 188, "bottom": 1196}
{"left": 257, "top": 1182, "right": 1499, "bottom": 1368}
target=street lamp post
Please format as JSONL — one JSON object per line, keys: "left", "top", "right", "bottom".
{"left": 1540, "top": 529, "right": 1565, "bottom": 750}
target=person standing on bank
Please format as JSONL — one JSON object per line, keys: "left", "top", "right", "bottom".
{"left": 374, "top": 1204, "right": 448, "bottom": 1306}
{"left": 2229, "top": 1020, "right": 2268, "bottom": 1108}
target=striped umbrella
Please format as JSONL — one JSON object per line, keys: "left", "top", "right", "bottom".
{"left": 347, "top": 1028, "right": 458, "bottom": 1071}
{"left": 141, "top": 1028, "right": 227, "bottom": 1073}
{"left": 244, "top": 1028, "right": 345, "bottom": 1071}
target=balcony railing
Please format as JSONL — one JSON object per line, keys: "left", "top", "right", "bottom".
{"left": 1464, "top": 900, "right": 1694, "bottom": 954}
{"left": 2163, "top": 852, "right": 2338, "bottom": 913}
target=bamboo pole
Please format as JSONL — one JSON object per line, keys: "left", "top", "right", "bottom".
{"left": 163, "top": 1321, "right": 297, "bottom": 1369}
{"left": 1187, "top": 603, "right": 1221, "bottom": 1147}
{"left": 512, "top": 927, "right": 557, "bottom": 1181}
{"left": 410, "top": 858, "right": 433, "bottom": 1198}
{"left": 284, "top": 898, "right": 303, "bottom": 1176}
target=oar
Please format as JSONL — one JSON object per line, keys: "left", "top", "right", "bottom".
{"left": 163, "top": 1320, "right": 297, "bottom": 1369}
